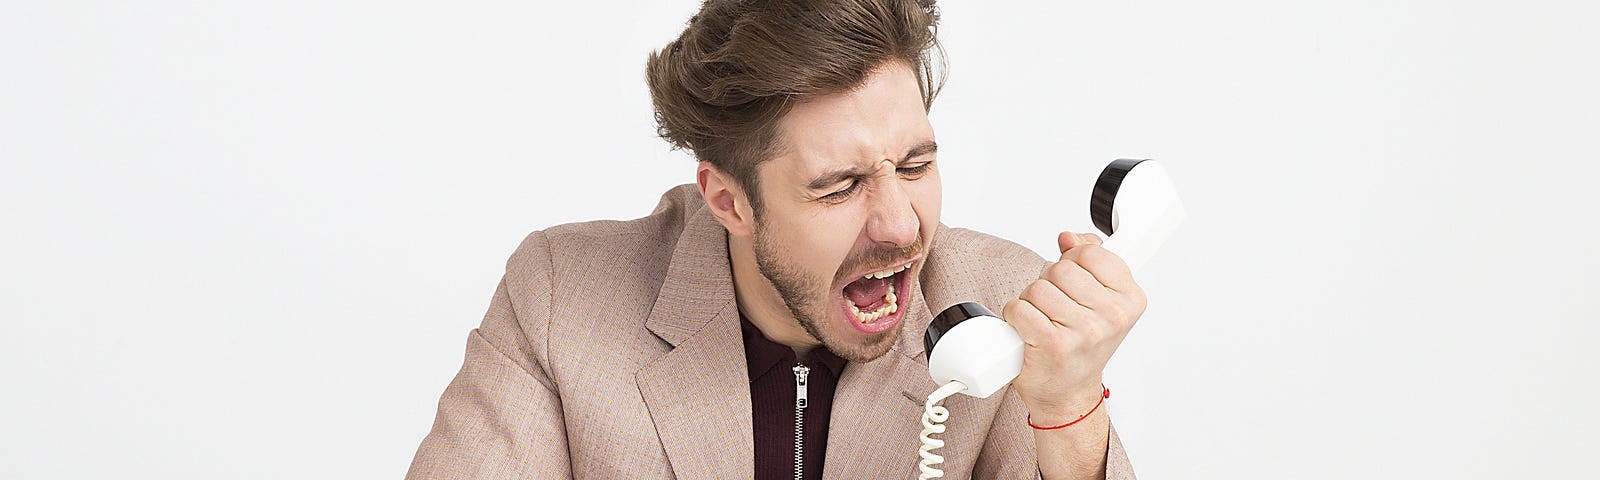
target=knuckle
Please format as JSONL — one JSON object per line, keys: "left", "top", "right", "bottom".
{"left": 1025, "top": 278, "right": 1059, "bottom": 300}
{"left": 1078, "top": 320, "right": 1103, "bottom": 342}
{"left": 1060, "top": 247, "right": 1087, "bottom": 264}
{"left": 1080, "top": 245, "right": 1116, "bottom": 270}
{"left": 1129, "top": 286, "right": 1149, "bottom": 312}
{"left": 1102, "top": 303, "right": 1127, "bottom": 324}
{"left": 1058, "top": 260, "right": 1090, "bottom": 283}
{"left": 1002, "top": 298, "right": 1025, "bottom": 317}
{"left": 1004, "top": 298, "right": 1042, "bottom": 322}
{"left": 1044, "top": 260, "right": 1075, "bottom": 282}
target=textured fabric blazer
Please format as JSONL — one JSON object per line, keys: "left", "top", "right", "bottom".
{"left": 407, "top": 185, "right": 1137, "bottom": 479}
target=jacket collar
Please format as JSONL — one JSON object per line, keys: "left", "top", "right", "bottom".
{"left": 643, "top": 201, "right": 739, "bottom": 348}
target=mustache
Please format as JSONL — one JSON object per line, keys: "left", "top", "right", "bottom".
{"left": 836, "top": 236, "right": 926, "bottom": 283}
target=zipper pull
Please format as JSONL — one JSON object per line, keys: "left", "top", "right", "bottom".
{"left": 793, "top": 365, "right": 810, "bottom": 409}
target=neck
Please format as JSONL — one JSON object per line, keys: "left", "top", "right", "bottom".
{"left": 728, "top": 232, "right": 821, "bottom": 357}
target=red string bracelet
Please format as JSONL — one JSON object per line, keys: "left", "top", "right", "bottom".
{"left": 1027, "top": 385, "right": 1110, "bottom": 430}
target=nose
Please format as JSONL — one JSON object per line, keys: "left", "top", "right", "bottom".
{"left": 864, "top": 161, "right": 920, "bottom": 249}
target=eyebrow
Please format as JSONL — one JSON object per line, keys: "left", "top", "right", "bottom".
{"left": 903, "top": 140, "right": 938, "bottom": 162}
{"left": 804, "top": 140, "right": 939, "bottom": 191}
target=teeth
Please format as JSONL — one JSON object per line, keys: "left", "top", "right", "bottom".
{"left": 851, "top": 281, "right": 898, "bottom": 324}
{"left": 864, "top": 262, "right": 912, "bottom": 280}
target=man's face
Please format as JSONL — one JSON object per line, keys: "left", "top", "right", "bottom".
{"left": 749, "top": 61, "right": 942, "bottom": 362}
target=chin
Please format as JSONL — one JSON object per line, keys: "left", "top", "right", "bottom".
{"left": 817, "top": 323, "right": 902, "bottom": 363}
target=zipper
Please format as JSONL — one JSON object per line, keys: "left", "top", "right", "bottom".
{"left": 792, "top": 364, "right": 811, "bottom": 480}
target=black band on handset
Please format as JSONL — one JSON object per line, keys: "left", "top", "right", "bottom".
{"left": 924, "top": 302, "right": 996, "bottom": 356}
{"left": 1089, "top": 158, "right": 1149, "bottom": 237}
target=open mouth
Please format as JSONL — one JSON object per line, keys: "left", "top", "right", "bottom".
{"left": 839, "top": 259, "right": 915, "bottom": 334}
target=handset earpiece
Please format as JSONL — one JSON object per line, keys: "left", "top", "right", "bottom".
{"left": 1090, "top": 159, "right": 1187, "bottom": 274}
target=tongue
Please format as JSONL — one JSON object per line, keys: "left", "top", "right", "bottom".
{"left": 843, "top": 276, "right": 890, "bottom": 309}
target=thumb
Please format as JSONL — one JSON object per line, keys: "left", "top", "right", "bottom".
{"left": 1057, "top": 231, "right": 1104, "bottom": 253}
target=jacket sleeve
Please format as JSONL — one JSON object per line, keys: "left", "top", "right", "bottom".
{"left": 407, "top": 232, "right": 571, "bottom": 479}
{"left": 971, "top": 388, "right": 1138, "bottom": 480}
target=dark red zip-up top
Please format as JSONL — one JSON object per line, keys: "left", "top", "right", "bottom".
{"left": 741, "top": 317, "right": 848, "bottom": 480}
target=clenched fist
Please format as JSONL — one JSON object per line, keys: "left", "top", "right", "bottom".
{"left": 1004, "top": 231, "right": 1147, "bottom": 424}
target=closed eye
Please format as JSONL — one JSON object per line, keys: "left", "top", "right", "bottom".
{"left": 897, "top": 162, "right": 933, "bottom": 176}
{"left": 820, "top": 178, "right": 860, "bottom": 201}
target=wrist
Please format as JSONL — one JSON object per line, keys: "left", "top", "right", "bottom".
{"left": 1026, "top": 383, "right": 1109, "bottom": 429}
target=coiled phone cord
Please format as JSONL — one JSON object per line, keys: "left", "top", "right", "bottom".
{"left": 917, "top": 380, "right": 968, "bottom": 479}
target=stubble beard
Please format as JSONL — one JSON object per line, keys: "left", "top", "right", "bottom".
{"left": 751, "top": 219, "right": 917, "bottom": 363}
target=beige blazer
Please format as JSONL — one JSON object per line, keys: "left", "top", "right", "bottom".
{"left": 407, "top": 185, "right": 1136, "bottom": 479}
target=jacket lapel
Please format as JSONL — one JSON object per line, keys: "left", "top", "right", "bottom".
{"left": 636, "top": 205, "right": 755, "bottom": 479}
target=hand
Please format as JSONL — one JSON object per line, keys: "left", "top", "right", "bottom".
{"left": 1003, "top": 231, "right": 1147, "bottom": 423}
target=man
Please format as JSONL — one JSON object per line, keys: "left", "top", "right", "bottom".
{"left": 408, "top": 1, "right": 1142, "bottom": 478}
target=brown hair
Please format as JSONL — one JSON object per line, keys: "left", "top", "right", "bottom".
{"left": 646, "top": 0, "right": 944, "bottom": 212}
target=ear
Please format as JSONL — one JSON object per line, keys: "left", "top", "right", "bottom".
{"left": 697, "top": 162, "right": 757, "bottom": 237}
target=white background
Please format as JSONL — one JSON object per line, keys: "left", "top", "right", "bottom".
{"left": 3, "top": 1, "right": 1597, "bottom": 478}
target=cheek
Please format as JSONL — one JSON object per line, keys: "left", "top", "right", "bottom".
{"left": 784, "top": 216, "right": 857, "bottom": 284}
{"left": 910, "top": 173, "right": 943, "bottom": 235}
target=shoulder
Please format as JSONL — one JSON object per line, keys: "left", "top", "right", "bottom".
{"left": 506, "top": 185, "right": 699, "bottom": 287}
{"left": 499, "top": 185, "right": 702, "bottom": 331}
{"left": 919, "top": 226, "right": 1050, "bottom": 314}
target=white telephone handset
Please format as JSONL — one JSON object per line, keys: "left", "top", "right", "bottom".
{"left": 916, "top": 159, "right": 1186, "bottom": 479}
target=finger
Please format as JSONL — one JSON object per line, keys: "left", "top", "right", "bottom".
{"left": 1061, "top": 244, "right": 1138, "bottom": 294}
{"left": 1060, "top": 246, "right": 1148, "bottom": 325}
{"left": 1056, "top": 231, "right": 1104, "bottom": 253}
{"left": 1040, "top": 258, "right": 1120, "bottom": 313}
{"left": 1001, "top": 298, "right": 1061, "bottom": 348}
{"left": 1017, "top": 277, "right": 1096, "bottom": 328}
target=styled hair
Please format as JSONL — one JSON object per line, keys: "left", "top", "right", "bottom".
{"left": 646, "top": 0, "right": 944, "bottom": 211}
